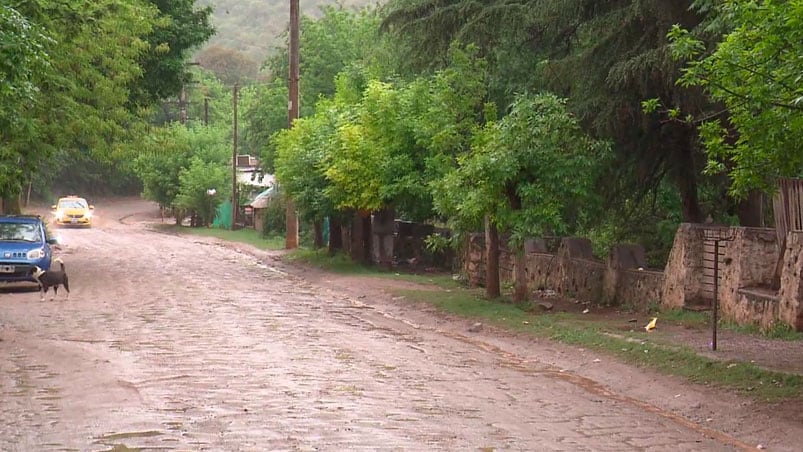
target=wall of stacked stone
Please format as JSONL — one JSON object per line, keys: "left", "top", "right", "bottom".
{"left": 614, "top": 270, "right": 665, "bottom": 311}
{"left": 525, "top": 253, "right": 560, "bottom": 291}
{"left": 662, "top": 223, "right": 708, "bottom": 309}
{"left": 718, "top": 227, "right": 778, "bottom": 326}
{"left": 460, "top": 223, "right": 803, "bottom": 330}
{"left": 560, "top": 258, "right": 606, "bottom": 302}
{"left": 778, "top": 231, "right": 803, "bottom": 331}
{"left": 660, "top": 224, "right": 803, "bottom": 331}
{"left": 462, "top": 235, "right": 659, "bottom": 311}
{"left": 733, "top": 288, "right": 780, "bottom": 329}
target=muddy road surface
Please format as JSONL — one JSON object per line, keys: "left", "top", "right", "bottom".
{"left": 1, "top": 199, "right": 801, "bottom": 451}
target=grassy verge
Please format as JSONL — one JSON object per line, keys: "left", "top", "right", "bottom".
{"left": 392, "top": 287, "right": 803, "bottom": 402}
{"left": 286, "top": 248, "right": 462, "bottom": 288}
{"left": 152, "top": 224, "right": 286, "bottom": 250}
{"left": 657, "top": 308, "right": 803, "bottom": 341}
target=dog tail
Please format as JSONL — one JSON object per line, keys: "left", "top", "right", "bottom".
{"left": 54, "top": 257, "right": 65, "bottom": 271}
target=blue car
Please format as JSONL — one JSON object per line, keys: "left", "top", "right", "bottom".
{"left": 0, "top": 215, "right": 58, "bottom": 283}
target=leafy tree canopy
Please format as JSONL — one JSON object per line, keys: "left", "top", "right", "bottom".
{"left": 273, "top": 99, "right": 340, "bottom": 222}
{"left": 3, "top": 0, "right": 157, "bottom": 205}
{"left": 131, "top": 0, "right": 216, "bottom": 107}
{"left": 669, "top": 0, "right": 803, "bottom": 196}
{"left": 434, "top": 92, "right": 611, "bottom": 244}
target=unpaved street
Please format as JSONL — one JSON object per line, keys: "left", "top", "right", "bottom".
{"left": 1, "top": 199, "right": 801, "bottom": 451}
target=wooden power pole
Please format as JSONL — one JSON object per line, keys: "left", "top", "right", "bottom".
{"left": 232, "top": 82, "right": 239, "bottom": 230}
{"left": 285, "top": 0, "right": 300, "bottom": 249}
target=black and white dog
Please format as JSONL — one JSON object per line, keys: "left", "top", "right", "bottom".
{"left": 32, "top": 257, "right": 70, "bottom": 301}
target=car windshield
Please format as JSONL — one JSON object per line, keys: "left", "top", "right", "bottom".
{"left": 0, "top": 223, "right": 40, "bottom": 242}
{"left": 59, "top": 199, "right": 87, "bottom": 209}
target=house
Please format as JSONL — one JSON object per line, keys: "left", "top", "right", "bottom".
{"left": 236, "top": 155, "right": 273, "bottom": 192}
{"left": 244, "top": 186, "right": 278, "bottom": 232}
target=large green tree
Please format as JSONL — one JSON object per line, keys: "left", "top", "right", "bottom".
{"left": 263, "top": 4, "right": 389, "bottom": 117}
{"left": 3, "top": 0, "right": 157, "bottom": 209}
{"left": 669, "top": 0, "right": 803, "bottom": 197}
{"left": 383, "top": 0, "right": 715, "bottom": 224}
{"left": 247, "top": 4, "right": 397, "bottom": 175}
{"left": 131, "top": 0, "right": 215, "bottom": 107}
{"left": 134, "top": 123, "right": 231, "bottom": 223}
{"left": 435, "top": 93, "right": 610, "bottom": 298}
{"left": 0, "top": 5, "right": 50, "bottom": 199}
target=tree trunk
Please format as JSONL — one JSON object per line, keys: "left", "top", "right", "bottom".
{"left": 350, "top": 212, "right": 363, "bottom": 262}
{"left": 312, "top": 220, "right": 324, "bottom": 249}
{"left": 736, "top": 190, "right": 765, "bottom": 227}
{"left": 361, "top": 212, "right": 373, "bottom": 264}
{"left": 513, "top": 249, "right": 528, "bottom": 303}
{"left": 676, "top": 172, "right": 702, "bottom": 224}
{"left": 485, "top": 215, "right": 500, "bottom": 299}
{"left": 2, "top": 195, "right": 21, "bottom": 214}
{"left": 328, "top": 216, "right": 343, "bottom": 255}
{"left": 373, "top": 207, "right": 395, "bottom": 270}
{"left": 350, "top": 211, "right": 372, "bottom": 264}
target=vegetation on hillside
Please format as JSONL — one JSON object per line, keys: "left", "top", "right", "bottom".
{"left": 194, "top": 0, "right": 378, "bottom": 81}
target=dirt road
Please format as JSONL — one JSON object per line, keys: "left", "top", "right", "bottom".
{"left": 1, "top": 199, "right": 801, "bottom": 451}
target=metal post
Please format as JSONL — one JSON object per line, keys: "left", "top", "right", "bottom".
{"left": 712, "top": 240, "right": 719, "bottom": 351}
{"left": 705, "top": 227, "right": 735, "bottom": 351}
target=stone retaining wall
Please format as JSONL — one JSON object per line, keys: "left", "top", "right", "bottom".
{"left": 461, "top": 225, "right": 803, "bottom": 330}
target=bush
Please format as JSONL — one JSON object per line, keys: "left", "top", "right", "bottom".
{"left": 261, "top": 191, "right": 287, "bottom": 236}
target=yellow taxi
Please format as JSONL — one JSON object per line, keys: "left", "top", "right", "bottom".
{"left": 52, "top": 195, "right": 94, "bottom": 227}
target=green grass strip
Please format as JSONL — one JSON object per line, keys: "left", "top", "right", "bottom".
{"left": 393, "top": 287, "right": 803, "bottom": 402}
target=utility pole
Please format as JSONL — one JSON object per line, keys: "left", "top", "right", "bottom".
{"left": 232, "top": 82, "right": 239, "bottom": 230}
{"left": 285, "top": 0, "right": 300, "bottom": 249}
{"left": 204, "top": 97, "right": 209, "bottom": 126}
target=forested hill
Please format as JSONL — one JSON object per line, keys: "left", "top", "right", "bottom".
{"left": 197, "top": 0, "right": 379, "bottom": 63}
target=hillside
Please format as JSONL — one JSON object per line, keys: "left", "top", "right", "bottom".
{"left": 197, "top": 0, "right": 380, "bottom": 64}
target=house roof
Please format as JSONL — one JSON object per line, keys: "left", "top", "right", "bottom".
{"left": 247, "top": 186, "right": 277, "bottom": 209}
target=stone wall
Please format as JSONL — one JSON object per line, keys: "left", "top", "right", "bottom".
{"left": 718, "top": 228, "right": 778, "bottom": 323}
{"left": 615, "top": 270, "right": 665, "bottom": 311}
{"left": 464, "top": 235, "right": 659, "bottom": 312}
{"left": 460, "top": 225, "right": 803, "bottom": 330}
{"left": 661, "top": 224, "right": 708, "bottom": 309}
{"left": 525, "top": 253, "right": 560, "bottom": 291}
{"left": 658, "top": 224, "right": 803, "bottom": 331}
{"left": 733, "top": 288, "right": 780, "bottom": 329}
{"left": 778, "top": 231, "right": 803, "bottom": 330}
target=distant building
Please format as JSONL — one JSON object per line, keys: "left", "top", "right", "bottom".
{"left": 236, "top": 154, "right": 274, "bottom": 189}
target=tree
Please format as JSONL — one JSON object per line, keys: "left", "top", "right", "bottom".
{"left": 668, "top": 0, "right": 803, "bottom": 197}
{"left": 383, "top": 0, "right": 714, "bottom": 224}
{"left": 0, "top": 5, "right": 49, "bottom": 135}
{"left": 273, "top": 99, "right": 343, "bottom": 249}
{"left": 3, "top": 0, "right": 157, "bottom": 211}
{"left": 0, "top": 5, "right": 51, "bottom": 202}
{"left": 434, "top": 93, "right": 610, "bottom": 300}
{"left": 263, "top": 5, "right": 388, "bottom": 118}
{"left": 195, "top": 44, "right": 260, "bottom": 85}
{"left": 130, "top": 0, "right": 215, "bottom": 107}
{"left": 242, "top": 82, "right": 289, "bottom": 174}
{"left": 174, "top": 158, "right": 230, "bottom": 226}
{"left": 134, "top": 123, "right": 230, "bottom": 222}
